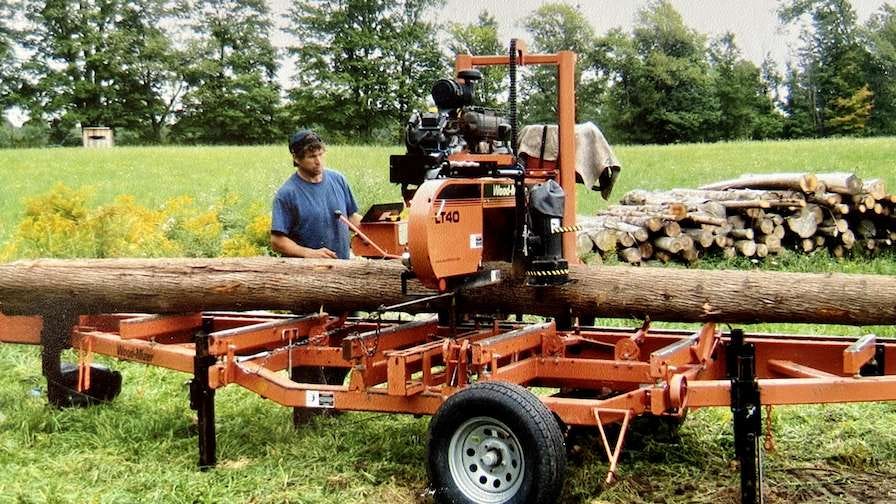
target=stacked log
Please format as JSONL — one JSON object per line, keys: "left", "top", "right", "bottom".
{"left": 577, "top": 172, "right": 895, "bottom": 264}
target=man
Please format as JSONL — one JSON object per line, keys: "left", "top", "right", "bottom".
{"left": 271, "top": 130, "right": 362, "bottom": 258}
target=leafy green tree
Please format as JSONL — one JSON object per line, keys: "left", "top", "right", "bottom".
{"left": 709, "top": 33, "right": 783, "bottom": 140}
{"left": 171, "top": 0, "right": 283, "bottom": 144}
{"left": 756, "top": 56, "right": 786, "bottom": 139}
{"left": 826, "top": 84, "right": 873, "bottom": 134}
{"left": 863, "top": 4, "right": 896, "bottom": 135}
{"left": 0, "top": 0, "right": 19, "bottom": 111}
{"left": 601, "top": 1, "right": 717, "bottom": 144}
{"left": 21, "top": 0, "right": 183, "bottom": 144}
{"left": 778, "top": 0, "right": 873, "bottom": 136}
{"left": 447, "top": 11, "right": 505, "bottom": 107}
{"left": 781, "top": 64, "right": 818, "bottom": 138}
{"left": 285, "top": 0, "right": 445, "bottom": 143}
{"left": 520, "top": 3, "right": 603, "bottom": 125}
{"left": 107, "top": 1, "right": 186, "bottom": 143}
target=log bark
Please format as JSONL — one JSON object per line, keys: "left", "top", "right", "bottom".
{"left": 579, "top": 217, "right": 650, "bottom": 243}
{"left": 623, "top": 189, "right": 804, "bottom": 205}
{"left": 734, "top": 240, "right": 757, "bottom": 257}
{"left": 576, "top": 232, "right": 595, "bottom": 257}
{"left": 2, "top": 258, "right": 894, "bottom": 325}
{"left": 684, "top": 212, "right": 727, "bottom": 227}
{"left": 815, "top": 172, "right": 863, "bottom": 195}
{"left": 619, "top": 247, "right": 642, "bottom": 264}
{"left": 786, "top": 208, "right": 820, "bottom": 239}
{"left": 863, "top": 179, "right": 886, "bottom": 200}
{"left": 700, "top": 173, "right": 818, "bottom": 193}
{"left": 684, "top": 228, "right": 715, "bottom": 248}
{"left": 590, "top": 229, "right": 619, "bottom": 253}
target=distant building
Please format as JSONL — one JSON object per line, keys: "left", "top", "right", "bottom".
{"left": 82, "top": 127, "right": 114, "bottom": 148}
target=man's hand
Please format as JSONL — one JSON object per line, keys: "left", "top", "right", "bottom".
{"left": 271, "top": 233, "right": 338, "bottom": 258}
{"left": 305, "top": 247, "right": 338, "bottom": 259}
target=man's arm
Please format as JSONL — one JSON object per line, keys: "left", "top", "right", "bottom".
{"left": 270, "top": 233, "right": 337, "bottom": 259}
{"left": 349, "top": 212, "right": 362, "bottom": 228}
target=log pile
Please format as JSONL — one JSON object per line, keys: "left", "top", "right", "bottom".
{"left": 577, "top": 172, "right": 896, "bottom": 264}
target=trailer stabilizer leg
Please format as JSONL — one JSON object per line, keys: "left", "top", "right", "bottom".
{"left": 727, "top": 328, "right": 763, "bottom": 504}
{"left": 190, "top": 323, "right": 217, "bottom": 470}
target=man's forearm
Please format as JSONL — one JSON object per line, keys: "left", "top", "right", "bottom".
{"left": 270, "top": 234, "right": 314, "bottom": 258}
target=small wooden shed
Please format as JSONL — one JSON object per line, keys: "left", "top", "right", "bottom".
{"left": 82, "top": 127, "right": 114, "bottom": 148}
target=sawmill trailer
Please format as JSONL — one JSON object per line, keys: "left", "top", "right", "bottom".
{"left": 2, "top": 310, "right": 895, "bottom": 503}
{"left": 2, "top": 41, "right": 896, "bottom": 504}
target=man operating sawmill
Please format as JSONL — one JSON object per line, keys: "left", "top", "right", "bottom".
{"left": 270, "top": 129, "right": 363, "bottom": 259}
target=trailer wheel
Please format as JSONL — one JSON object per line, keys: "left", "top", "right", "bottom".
{"left": 290, "top": 365, "right": 348, "bottom": 426}
{"left": 427, "top": 381, "right": 566, "bottom": 504}
{"left": 47, "top": 362, "right": 122, "bottom": 408}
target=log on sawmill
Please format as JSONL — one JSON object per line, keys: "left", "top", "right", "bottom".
{"left": 1, "top": 258, "right": 895, "bottom": 327}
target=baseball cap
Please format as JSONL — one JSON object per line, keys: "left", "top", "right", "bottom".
{"left": 288, "top": 129, "right": 322, "bottom": 153}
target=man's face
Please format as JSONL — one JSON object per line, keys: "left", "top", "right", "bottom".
{"left": 294, "top": 148, "right": 325, "bottom": 178}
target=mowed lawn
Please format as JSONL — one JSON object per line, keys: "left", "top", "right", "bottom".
{"left": 1, "top": 137, "right": 896, "bottom": 503}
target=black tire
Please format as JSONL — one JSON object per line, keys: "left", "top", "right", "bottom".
{"left": 290, "top": 365, "right": 349, "bottom": 426}
{"left": 47, "top": 362, "right": 122, "bottom": 408}
{"left": 426, "top": 381, "right": 566, "bottom": 504}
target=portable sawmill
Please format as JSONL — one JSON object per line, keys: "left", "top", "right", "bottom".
{"left": 2, "top": 40, "right": 896, "bottom": 504}
{"left": 348, "top": 38, "right": 617, "bottom": 293}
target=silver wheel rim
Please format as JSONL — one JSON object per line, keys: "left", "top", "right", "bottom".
{"left": 447, "top": 416, "right": 525, "bottom": 503}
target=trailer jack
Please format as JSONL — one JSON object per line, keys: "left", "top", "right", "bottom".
{"left": 728, "top": 328, "right": 763, "bottom": 504}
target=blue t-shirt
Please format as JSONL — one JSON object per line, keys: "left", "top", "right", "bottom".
{"left": 271, "top": 170, "right": 359, "bottom": 259}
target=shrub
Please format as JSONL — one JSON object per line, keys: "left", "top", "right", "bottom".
{"left": 1, "top": 184, "right": 273, "bottom": 261}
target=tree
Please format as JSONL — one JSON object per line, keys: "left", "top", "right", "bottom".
{"left": 170, "top": 0, "right": 283, "bottom": 145}
{"left": 446, "top": 11, "right": 505, "bottom": 108}
{"left": 778, "top": 0, "right": 873, "bottom": 136}
{"left": 520, "top": 3, "right": 603, "bottom": 125}
{"left": 863, "top": 4, "right": 896, "bottom": 135}
{"left": 21, "top": 0, "right": 183, "bottom": 144}
{"left": 601, "top": 1, "right": 717, "bottom": 144}
{"left": 781, "top": 63, "right": 818, "bottom": 138}
{"left": 826, "top": 84, "right": 873, "bottom": 134}
{"left": 0, "top": 0, "right": 19, "bottom": 111}
{"left": 708, "top": 33, "right": 783, "bottom": 140}
{"left": 107, "top": 1, "right": 187, "bottom": 143}
{"left": 285, "top": 0, "right": 445, "bottom": 143}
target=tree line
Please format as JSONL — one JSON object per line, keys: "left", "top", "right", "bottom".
{"left": 0, "top": 0, "right": 893, "bottom": 148}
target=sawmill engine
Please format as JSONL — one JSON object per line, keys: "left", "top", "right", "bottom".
{"left": 374, "top": 65, "right": 573, "bottom": 289}
{"left": 390, "top": 69, "right": 513, "bottom": 189}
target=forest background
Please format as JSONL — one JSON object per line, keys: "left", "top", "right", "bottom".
{"left": 0, "top": 0, "right": 894, "bottom": 148}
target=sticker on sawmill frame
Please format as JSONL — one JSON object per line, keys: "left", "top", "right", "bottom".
{"left": 470, "top": 234, "right": 483, "bottom": 249}
{"left": 306, "top": 390, "right": 335, "bottom": 408}
{"left": 550, "top": 218, "right": 562, "bottom": 233}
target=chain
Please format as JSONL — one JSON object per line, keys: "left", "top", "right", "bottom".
{"left": 357, "top": 312, "right": 382, "bottom": 357}
{"left": 764, "top": 404, "right": 776, "bottom": 452}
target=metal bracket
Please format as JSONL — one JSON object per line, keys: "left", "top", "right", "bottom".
{"left": 594, "top": 408, "right": 633, "bottom": 485}
{"left": 860, "top": 343, "right": 886, "bottom": 377}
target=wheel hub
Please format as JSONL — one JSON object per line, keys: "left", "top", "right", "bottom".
{"left": 448, "top": 417, "right": 525, "bottom": 503}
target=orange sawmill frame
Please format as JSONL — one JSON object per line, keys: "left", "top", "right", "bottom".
{"left": 454, "top": 42, "right": 579, "bottom": 264}
{"left": 3, "top": 310, "right": 895, "bottom": 488}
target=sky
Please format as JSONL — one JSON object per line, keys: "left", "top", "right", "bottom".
{"left": 429, "top": 0, "right": 890, "bottom": 67}
{"left": 266, "top": 0, "right": 889, "bottom": 90}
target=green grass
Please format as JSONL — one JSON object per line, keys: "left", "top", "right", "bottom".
{"left": 0, "top": 144, "right": 402, "bottom": 243}
{"left": 1, "top": 137, "right": 896, "bottom": 503}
